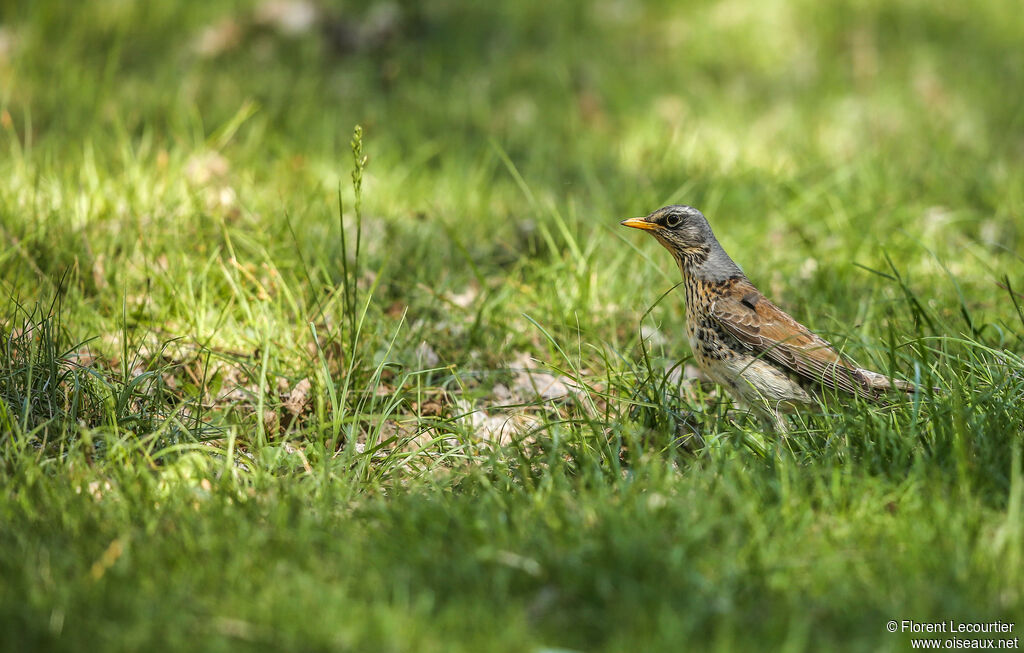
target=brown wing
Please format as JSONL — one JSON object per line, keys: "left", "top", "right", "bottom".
{"left": 710, "top": 279, "right": 877, "bottom": 399}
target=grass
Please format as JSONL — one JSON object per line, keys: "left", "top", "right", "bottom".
{"left": 2, "top": 0, "right": 1024, "bottom": 651}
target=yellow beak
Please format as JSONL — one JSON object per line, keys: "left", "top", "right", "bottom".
{"left": 620, "top": 217, "right": 658, "bottom": 231}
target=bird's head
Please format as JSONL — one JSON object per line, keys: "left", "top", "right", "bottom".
{"left": 620, "top": 205, "right": 714, "bottom": 255}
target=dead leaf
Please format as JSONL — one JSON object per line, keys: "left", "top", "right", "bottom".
{"left": 512, "top": 370, "right": 571, "bottom": 402}
{"left": 417, "top": 401, "right": 443, "bottom": 417}
{"left": 185, "top": 151, "right": 229, "bottom": 186}
{"left": 481, "top": 412, "right": 540, "bottom": 445}
{"left": 454, "top": 399, "right": 540, "bottom": 446}
{"left": 385, "top": 301, "right": 406, "bottom": 318}
{"left": 446, "top": 285, "right": 478, "bottom": 309}
{"left": 507, "top": 352, "right": 583, "bottom": 403}
{"left": 262, "top": 409, "right": 279, "bottom": 437}
{"left": 282, "top": 378, "right": 311, "bottom": 415}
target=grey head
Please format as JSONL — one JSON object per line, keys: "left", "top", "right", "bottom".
{"left": 620, "top": 205, "right": 744, "bottom": 281}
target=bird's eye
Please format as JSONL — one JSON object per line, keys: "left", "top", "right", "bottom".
{"left": 664, "top": 214, "right": 681, "bottom": 228}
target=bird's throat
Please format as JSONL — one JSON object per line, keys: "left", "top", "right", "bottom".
{"left": 675, "top": 241, "right": 744, "bottom": 283}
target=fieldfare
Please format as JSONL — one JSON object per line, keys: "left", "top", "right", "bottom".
{"left": 621, "top": 205, "right": 917, "bottom": 428}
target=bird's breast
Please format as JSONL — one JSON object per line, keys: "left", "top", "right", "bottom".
{"left": 681, "top": 279, "right": 812, "bottom": 409}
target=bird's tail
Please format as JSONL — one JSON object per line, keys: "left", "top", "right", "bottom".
{"left": 857, "top": 368, "right": 932, "bottom": 395}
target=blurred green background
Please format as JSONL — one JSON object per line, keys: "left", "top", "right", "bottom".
{"left": 2, "top": 0, "right": 1021, "bottom": 363}
{"left": 2, "top": 1, "right": 1023, "bottom": 652}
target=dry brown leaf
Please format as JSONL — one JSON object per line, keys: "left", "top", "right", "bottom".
{"left": 262, "top": 409, "right": 279, "bottom": 437}
{"left": 282, "top": 378, "right": 311, "bottom": 416}
{"left": 446, "top": 285, "right": 478, "bottom": 309}
{"left": 385, "top": 301, "right": 406, "bottom": 318}
{"left": 454, "top": 399, "right": 541, "bottom": 446}
{"left": 512, "top": 371, "right": 571, "bottom": 402}
{"left": 185, "top": 151, "right": 229, "bottom": 186}
{"left": 417, "top": 401, "right": 443, "bottom": 417}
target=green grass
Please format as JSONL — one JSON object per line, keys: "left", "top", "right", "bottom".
{"left": 2, "top": 1, "right": 1024, "bottom": 651}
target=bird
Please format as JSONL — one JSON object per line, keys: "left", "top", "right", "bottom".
{"left": 620, "top": 204, "right": 918, "bottom": 429}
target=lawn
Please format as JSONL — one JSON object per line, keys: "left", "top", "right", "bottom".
{"left": 1, "top": 1, "right": 1023, "bottom": 651}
